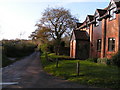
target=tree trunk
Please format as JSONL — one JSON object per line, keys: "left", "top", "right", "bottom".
{"left": 56, "top": 58, "right": 59, "bottom": 68}
{"left": 55, "top": 39, "right": 61, "bottom": 55}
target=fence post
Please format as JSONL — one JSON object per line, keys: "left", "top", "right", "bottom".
{"left": 56, "top": 58, "right": 59, "bottom": 68}
{"left": 40, "top": 52, "right": 41, "bottom": 60}
{"left": 77, "top": 61, "right": 80, "bottom": 76}
{"left": 45, "top": 52, "right": 48, "bottom": 61}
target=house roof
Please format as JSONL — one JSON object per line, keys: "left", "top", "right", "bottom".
{"left": 76, "top": 0, "right": 120, "bottom": 30}
{"left": 96, "top": 9, "right": 107, "bottom": 17}
{"left": 115, "top": 1, "right": 120, "bottom": 8}
{"left": 73, "top": 30, "right": 89, "bottom": 40}
{"left": 87, "top": 15, "right": 94, "bottom": 21}
{"left": 76, "top": 23, "right": 83, "bottom": 28}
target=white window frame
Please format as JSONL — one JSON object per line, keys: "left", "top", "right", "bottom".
{"left": 95, "top": 16, "right": 99, "bottom": 27}
{"left": 109, "top": 8, "right": 116, "bottom": 20}
{"left": 108, "top": 38, "right": 115, "bottom": 51}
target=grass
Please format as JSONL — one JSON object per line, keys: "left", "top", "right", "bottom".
{"left": 41, "top": 53, "right": 120, "bottom": 88}
{"left": 48, "top": 53, "right": 70, "bottom": 59}
{"left": 0, "top": 46, "right": 2, "bottom": 68}
{"left": 2, "top": 54, "right": 15, "bottom": 67}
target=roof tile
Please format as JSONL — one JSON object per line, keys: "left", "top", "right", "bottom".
{"left": 73, "top": 30, "right": 89, "bottom": 40}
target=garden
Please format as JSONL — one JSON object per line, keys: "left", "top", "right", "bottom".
{"left": 40, "top": 52, "right": 120, "bottom": 88}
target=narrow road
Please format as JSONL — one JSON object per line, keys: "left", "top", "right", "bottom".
{"left": 2, "top": 52, "right": 110, "bottom": 89}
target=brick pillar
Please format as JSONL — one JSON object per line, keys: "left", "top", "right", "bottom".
{"left": 89, "top": 24, "right": 93, "bottom": 58}
{"left": 117, "top": 14, "right": 120, "bottom": 51}
{"left": 101, "top": 19, "right": 107, "bottom": 58}
{"left": 70, "top": 41, "right": 73, "bottom": 58}
{"left": 116, "top": 14, "right": 120, "bottom": 53}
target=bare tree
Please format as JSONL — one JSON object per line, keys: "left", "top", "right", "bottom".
{"left": 36, "top": 7, "right": 78, "bottom": 55}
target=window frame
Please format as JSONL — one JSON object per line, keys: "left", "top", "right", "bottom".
{"left": 97, "top": 39, "right": 102, "bottom": 52}
{"left": 109, "top": 7, "right": 116, "bottom": 21}
{"left": 108, "top": 38, "right": 115, "bottom": 51}
{"left": 95, "top": 16, "right": 99, "bottom": 27}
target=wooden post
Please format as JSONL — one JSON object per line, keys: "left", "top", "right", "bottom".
{"left": 56, "top": 58, "right": 59, "bottom": 68}
{"left": 45, "top": 52, "right": 48, "bottom": 61}
{"left": 77, "top": 61, "right": 80, "bottom": 76}
{"left": 40, "top": 52, "right": 41, "bottom": 60}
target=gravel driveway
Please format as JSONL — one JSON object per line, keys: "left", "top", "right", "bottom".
{"left": 2, "top": 52, "right": 111, "bottom": 89}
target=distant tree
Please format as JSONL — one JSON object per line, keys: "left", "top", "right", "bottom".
{"left": 29, "top": 26, "right": 51, "bottom": 45}
{"left": 62, "top": 35, "right": 70, "bottom": 47}
{"left": 36, "top": 7, "right": 78, "bottom": 55}
{"left": 19, "top": 31, "right": 26, "bottom": 39}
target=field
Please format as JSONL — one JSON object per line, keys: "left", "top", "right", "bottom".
{"left": 41, "top": 53, "right": 120, "bottom": 88}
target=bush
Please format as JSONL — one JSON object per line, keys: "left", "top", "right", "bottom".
{"left": 106, "top": 59, "right": 111, "bottom": 65}
{"left": 40, "top": 44, "right": 48, "bottom": 53}
{"left": 111, "top": 51, "right": 120, "bottom": 67}
{"left": 47, "top": 45, "right": 54, "bottom": 53}
{"left": 2, "top": 54, "right": 14, "bottom": 67}
{"left": 97, "top": 58, "right": 112, "bottom": 65}
{"left": 87, "top": 58, "right": 98, "bottom": 63}
{"left": 2, "top": 40, "right": 36, "bottom": 57}
{"left": 39, "top": 44, "right": 54, "bottom": 54}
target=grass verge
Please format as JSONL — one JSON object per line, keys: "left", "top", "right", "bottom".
{"left": 41, "top": 53, "right": 120, "bottom": 88}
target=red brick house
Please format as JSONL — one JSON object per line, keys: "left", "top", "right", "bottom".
{"left": 70, "top": 0, "right": 120, "bottom": 59}
{"left": 70, "top": 30, "right": 89, "bottom": 59}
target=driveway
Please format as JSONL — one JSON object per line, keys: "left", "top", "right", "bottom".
{"left": 2, "top": 52, "right": 111, "bottom": 89}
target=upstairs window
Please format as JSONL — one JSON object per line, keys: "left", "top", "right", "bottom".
{"left": 97, "top": 39, "right": 101, "bottom": 51}
{"left": 95, "top": 16, "right": 99, "bottom": 27}
{"left": 109, "top": 8, "right": 116, "bottom": 20}
{"left": 108, "top": 38, "right": 115, "bottom": 51}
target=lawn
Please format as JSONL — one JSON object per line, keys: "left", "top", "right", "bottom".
{"left": 41, "top": 53, "right": 120, "bottom": 88}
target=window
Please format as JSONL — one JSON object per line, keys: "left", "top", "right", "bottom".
{"left": 95, "top": 16, "right": 99, "bottom": 26}
{"left": 109, "top": 8, "right": 116, "bottom": 20}
{"left": 97, "top": 39, "right": 101, "bottom": 51}
{"left": 108, "top": 38, "right": 115, "bottom": 51}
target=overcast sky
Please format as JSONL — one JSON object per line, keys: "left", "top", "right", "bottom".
{"left": 0, "top": 0, "right": 110, "bottom": 40}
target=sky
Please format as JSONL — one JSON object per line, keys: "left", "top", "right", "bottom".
{"left": 0, "top": 0, "right": 110, "bottom": 40}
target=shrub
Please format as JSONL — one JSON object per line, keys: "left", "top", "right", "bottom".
{"left": 40, "top": 44, "right": 48, "bottom": 53}
{"left": 2, "top": 40, "right": 36, "bottom": 57}
{"left": 106, "top": 59, "right": 111, "bottom": 65}
{"left": 97, "top": 58, "right": 112, "bottom": 65}
{"left": 2, "top": 51, "right": 15, "bottom": 67}
{"left": 111, "top": 51, "right": 120, "bottom": 67}
{"left": 39, "top": 44, "right": 54, "bottom": 54}
{"left": 87, "top": 58, "right": 98, "bottom": 63}
{"left": 47, "top": 45, "right": 54, "bottom": 53}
